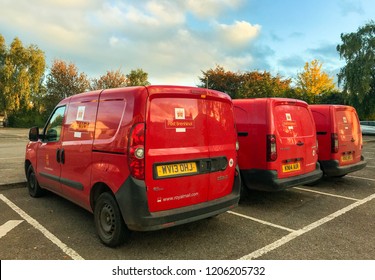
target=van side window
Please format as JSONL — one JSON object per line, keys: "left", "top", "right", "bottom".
{"left": 45, "top": 106, "right": 66, "bottom": 142}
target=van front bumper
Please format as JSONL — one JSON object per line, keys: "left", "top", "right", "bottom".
{"left": 320, "top": 156, "right": 367, "bottom": 177}
{"left": 115, "top": 168, "right": 241, "bottom": 231}
{"left": 241, "top": 163, "right": 323, "bottom": 191}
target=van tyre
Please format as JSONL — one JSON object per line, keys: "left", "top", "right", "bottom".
{"left": 94, "top": 192, "right": 130, "bottom": 247}
{"left": 27, "top": 165, "right": 44, "bottom": 197}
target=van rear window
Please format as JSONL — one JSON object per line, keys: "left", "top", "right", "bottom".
{"left": 274, "top": 105, "right": 314, "bottom": 137}
{"left": 148, "top": 97, "right": 234, "bottom": 149}
{"left": 148, "top": 98, "right": 204, "bottom": 149}
{"left": 335, "top": 110, "right": 358, "bottom": 136}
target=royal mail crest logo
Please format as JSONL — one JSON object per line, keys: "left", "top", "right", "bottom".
{"left": 175, "top": 108, "right": 185, "bottom": 120}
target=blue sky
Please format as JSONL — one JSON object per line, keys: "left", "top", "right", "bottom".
{"left": 1, "top": 0, "right": 374, "bottom": 86}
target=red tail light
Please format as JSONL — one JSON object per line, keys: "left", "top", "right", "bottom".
{"left": 267, "top": 134, "right": 277, "bottom": 161}
{"left": 331, "top": 133, "right": 338, "bottom": 153}
{"left": 128, "top": 123, "right": 145, "bottom": 180}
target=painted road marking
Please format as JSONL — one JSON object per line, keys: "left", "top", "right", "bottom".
{"left": 346, "top": 175, "right": 375, "bottom": 182}
{"left": 239, "top": 192, "right": 375, "bottom": 260}
{"left": 294, "top": 187, "right": 360, "bottom": 201}
{"left": 0, "top": 220, "right": 23, "bottom": 239}
{"left": 228, "top": 211, "right": 296, "bottom": 233}
{"left": 0, "top": 194, "right": 84, "bottom": 260}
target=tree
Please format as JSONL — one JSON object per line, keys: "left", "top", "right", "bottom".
{"left": 337, "top": 21, "right": 375, "bottom": 119}
{"left": 0, "top": 35, "right": 6, "bottom": 112}
{"left": 45, "top": 59, "right": 90, "bottom": 116}
{"left": 91, "top": 69, "right": 127, "bottom": 90}
{"left": 198, "top": 65, "right": 291, "bottom": 98}
{"left": 0, "top": 35, "right": 5, "bottom": 66}
{"left": 126, "top": 69, "right": 150, "bottom": 86}
{"left": 238, "top": 71, "right": 291, "bottom": 98}
{"left": 295, "top": 59, "right": 336, "bottom": 103}
{"left": 198, "top": 65, "right": 242, "bottom": 98}
{"left": 0, "top": 36, "right": 46, "bottom": 113}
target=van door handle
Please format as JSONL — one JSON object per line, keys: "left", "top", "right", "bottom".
{"left": 351, "top": 138, "right": 355, "bottom": 142}
{"left": 56, "top": 149, "right": 61, "bottom": 163}
{"left": 61, "top": 149, "right": 65, "bottom": 164}
{"left": 296, "top": 141, "right": 304, "bottom": 146}
{"left": 199, "top": 159, "right": 212, "bottom": 173}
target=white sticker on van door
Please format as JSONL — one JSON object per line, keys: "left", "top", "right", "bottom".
{"left": 286, "top": 113, "right": 292, "bottom": 121}
{"left": 343, "top": 116, "right": 348, "bottom": 123}
{"left": 76, "top": 106, "right": 85, "bottom": 121}
{"left": 74, "top": 132, "right": 82, "bottom": 138}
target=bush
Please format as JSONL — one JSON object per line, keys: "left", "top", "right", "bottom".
{"left": 7, "top": 108, "right": 46, "bottom": 128}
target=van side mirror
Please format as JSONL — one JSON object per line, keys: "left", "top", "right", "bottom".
{"left": 29, "top": 126, "right": 39, "bottom": 141}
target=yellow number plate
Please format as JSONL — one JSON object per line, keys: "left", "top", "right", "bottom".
{"left": 342, "top": 154, "right": 353, "bottom": 162}
{"left": 282, "top": 162, "right": 301, "bottom": 173}
{"left": 156, "top": 162, "right": 198, "bottom": 178}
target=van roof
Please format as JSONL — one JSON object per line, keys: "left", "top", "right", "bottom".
{"left": 309, "top": 104, "right": 354, "bottom": 110}
{"left": 233, "top": 97, "right": 308, "bottom": 106}
{"left": 60, "top": 85, "right": 232, "bottom": 103}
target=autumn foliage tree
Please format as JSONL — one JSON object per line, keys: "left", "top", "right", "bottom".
{"left": 238, "top": 71, "right": 291, "bottom": 98}
{"left": 199, "top": 65, "right": 291, "bottom": 98}
{"left": 295, "top": 59, "right": 336, "bottom": 103}
{"left": 91, "top": 69, "right": 127, "bottom": 90}
{"left": 126, "top": 68, "right": 150, "bottom": 86}
{"left": 198, "top": 65, "right": 242, "bottom": 97}
{"left": 44, "top": 59, "right": 90, "bottom": 116}
{"left": 0, "top": 35, "right": 45, "bottom": 114}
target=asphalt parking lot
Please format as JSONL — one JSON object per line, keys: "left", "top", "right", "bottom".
{"left": 0, "top": 127, "right": 375, "bottom": 260}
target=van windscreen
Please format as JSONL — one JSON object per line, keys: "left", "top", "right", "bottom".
{"left": 274, "top": 104, "right": 314, "bottom": 137}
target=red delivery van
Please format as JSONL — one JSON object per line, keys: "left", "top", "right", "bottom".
{"left": 25, "top": 85, "right": 241, "bottom": 247}
{"left": 233, "top": 98, "right": 322, "bottom": 191}
{"left": 309, "top": 105, "right": 367, "bottom": 177}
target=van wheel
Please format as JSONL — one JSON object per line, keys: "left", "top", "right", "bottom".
{"left": 27, "top": 165, "right": 44, "bottom": 197}
{"left": 94, "top": 192, "right": 130, "bottom": 247}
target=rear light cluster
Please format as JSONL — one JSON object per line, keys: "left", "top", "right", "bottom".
{"left": 267, "top": 134, "right": 277, "bottom": 161}
{"left": 331, "top": 133, "right": 339, "bottom": 153}
{"left": 128, "top": 123, "right": 145, "bottom": 180}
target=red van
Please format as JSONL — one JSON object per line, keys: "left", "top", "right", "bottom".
{"left": 310, "top": 105, "right": 367, "bottom": 177}
{"left": 233, "top": 98, "right": 322, "bottom": 191}
{"left": 25, "top": 85, "right": 240, "bottom": 247}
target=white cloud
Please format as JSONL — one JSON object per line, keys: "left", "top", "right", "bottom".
{"left": 0, "top": 0, "right": 264, "bottom": 85}
{"left": 186, "top": 0, "right": 243, "bottom": 18}
{"left": 216, "top": 21, "right": 261, "bottom": 46}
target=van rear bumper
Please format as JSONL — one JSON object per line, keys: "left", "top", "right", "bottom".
{"left": 320, "top": 156, "right": 367, "bottom": 177}
{"left": 241, "top": 163, "right": 323, "bottom": 191}
{"left": 115, "top": 169, "right": 241, "bottom": 231}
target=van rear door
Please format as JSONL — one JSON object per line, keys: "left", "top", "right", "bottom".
{"left": 145, "top": 87, "right": 236, "bottom": 212}
{"left": 334, "top": 107, "right": 362, "bottom": 165}
{"left": 272, "top": 100, "right": 317, "bottom": 178}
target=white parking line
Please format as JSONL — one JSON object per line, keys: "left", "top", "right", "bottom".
{"left": 239, "top": 192, "right": 375, "bottom": 260}
{"left": 294, "top": 187, "right": 359, "bottom": 201}
{"left": 0, "top": 157, "right": 24, "bottom": 160}
{"left": 228, "top": 211, "right": 295, "bottom": 232}
{"left": 346, "top": 175, "right": 375, "bottom": 182}
{"left": 0, "top": 220, "right": 23, "bottom": 239}
{"left": 365, "top": 165, "right": 375, "bottom": 168}
{"left": 0, "top": 194, "right": 84, "bottom": 260}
